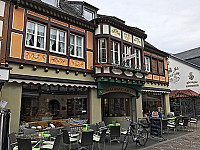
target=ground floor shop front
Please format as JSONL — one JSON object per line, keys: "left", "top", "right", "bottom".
{"left": 1, "top": 81, "right": 170, "bottom": 132}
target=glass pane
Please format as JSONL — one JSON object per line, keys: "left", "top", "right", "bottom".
{"left": 76, "top": 36, "right": 82, "bottom": 46}
{"left": 50, "top": 39, "right": 56, "bottom": 51}
{"left": 27, "top": 22, "right": 35, "bottom": 34}
{"left": 83, "top": 9, "right": 93, "bottom": 20}
{"left": 59, "top": 31, "right": 65, "bottom": 42}
{"left": 26, "top": 33, "right": 34, "bottom": 46}
{"left": 70, "top": 35, "right": 74, "bottom": 44}
{"left": 76, "top": 47, "right": 82, "bottom": 57}
{"left": 37, "top": 24, "right": 45, "bottom": 36}
{"left": 59, "top": 42, "right": 64, "bottom": 53}
{"left": 70, "top": 45, "right": 74, "bottom": 55}
{"left": 37, "top": 36, "right": 44, "bottom": 48}
{"left": 50, "top": 29, "right": 56, "bottom": 40}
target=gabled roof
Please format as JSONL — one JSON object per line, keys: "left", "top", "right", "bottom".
{"left": 170, "top": 89, "right": 199, "bottom": 98}
{"left": 175, "top": 47, "right": 200, "bottom": 60}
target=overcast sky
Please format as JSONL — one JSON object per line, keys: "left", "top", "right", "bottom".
{"left": 73, "top": 0, "right": 200, "bottom": 54}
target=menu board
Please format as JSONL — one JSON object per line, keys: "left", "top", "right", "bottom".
{"left": 150, "top": 118, "right": 162, "bottom": 137}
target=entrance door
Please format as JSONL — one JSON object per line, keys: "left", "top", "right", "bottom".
{"left": 49, "top": 100, "right": 60, "bottom": 117}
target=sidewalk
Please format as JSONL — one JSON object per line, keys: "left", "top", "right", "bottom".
{"left": 143, "top": 122, "right": 200, "bottom": 150}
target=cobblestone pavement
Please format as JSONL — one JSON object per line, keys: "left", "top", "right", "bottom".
{"left": 143, "top": 122, "right": 200, "bottom": 150}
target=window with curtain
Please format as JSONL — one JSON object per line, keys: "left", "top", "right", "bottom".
{"left": 134, "top": 48, "right": 141, "bottom": 69}
{"left": 70, "top": 34, "right": 83, "bottom": 58}
{"left": 98, "top": 38, "right": 107, "bottom": 63}
{"left": 144, "top": 56, "right": 151, "bottom": 72}
{"left": 26, "top": 21, "right": 46, "bottom": 50}
{"left": 158, "top": 60, "right": 164, "bottom": 75}
{"left": 152, "top": 58, "right": 158, "bottom": 74}
{"left": 111, "top": 40, "right": 120, "bottom": 65}
{"left": 50, "top": 28, "right": 66, "bottom": 54}
{"left": 123, "top": 45, "right": 132, "bottom": 67}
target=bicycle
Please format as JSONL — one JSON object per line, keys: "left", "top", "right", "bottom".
{"left": 122, "top": 118, "right": 149, "bottom": 150}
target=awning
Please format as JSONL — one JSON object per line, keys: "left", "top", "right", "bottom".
{"left": 142, "top": 87, "right": 170, "bottom": 94}
{"left": 8, "top": 74, "right": 97, "bottom": 88}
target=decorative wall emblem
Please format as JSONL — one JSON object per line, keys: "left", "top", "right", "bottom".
{"left": 188, "top": 72, "right": 194, "bottom": 80}
{"left": 123, "top": 32, "right": 132, "bottom": 43}
{"left": 24, "top": 51, "right": 46, "bottom": 63}
{"left": 168, "top": 67, "right": 180, "bottom": 83}
{"left": 110, "top": 26, "right": 121, "bottom": 39}
{"left": 186, "top": 72, "right": 199, "bottom": 87}
{"left": 133, "top": 36, "right": 142, "bottom": 46}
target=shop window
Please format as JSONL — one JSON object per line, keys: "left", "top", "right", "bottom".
{"left": 103, "top": 98, "right": 130, "bottom": 117}
{"left": 25, "top": 21, "right": 46, "bottom": 50}
{"left": 152, "top": 58, "right": 158, "bottom": 74}
{"left": 158, "top": 60, "right": 164, "bottom": 75}
{"left": 142, "top": 93, "right": 164, "bottom": 117}
{"left": 70, "top": 34, "right": 83, "bottom": 58}
{"left": 134, "top": 48, "right": 141, "bottom": 69}
{"left": 144, "top": 56, "right": 151, "bottom": 72}
{"left": 98, "top": 38, "right": 107, "bottom": 63}
{"left": 111, "top": 40, "right": 120, "bottom": 65}
{"left": 123, "top": 45, "right": 132, "bottom": 67}
{"left": 50, "top": 28, "right": 66, "bottom": 54}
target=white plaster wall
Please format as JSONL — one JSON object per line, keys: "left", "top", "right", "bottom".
{"left": 168, "top": 57, "right": 200, "bottom": 93}
{"left": 0, "top": 20, "right": 3, "bottom": 37}
{"left": 103, "top": 24, "right": 109, "bottom": 34}
{"left": 0, "top": 1, "right": 5, "bottom": 17}
{"left": 95, "top": 24, "right": 100, "bottom": 35}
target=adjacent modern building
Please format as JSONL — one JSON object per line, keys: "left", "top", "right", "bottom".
{"left": 0, "top": 0, "right": 170, "bottom": 132}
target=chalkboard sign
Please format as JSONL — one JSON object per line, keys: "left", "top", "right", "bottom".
{"left": 150, "top": 118, "right": 162, "bottom": 137}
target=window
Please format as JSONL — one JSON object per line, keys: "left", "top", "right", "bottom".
{"left": 103, "top": 98, "right": 130, "bottom": 117}
{"left": 111, "top": 41, "right": 120, "bottom": 65}
{"left": 83, "top": 8, "right": 95, "bottom": 21}
{"left": 50, "top": 28, "right": 66, "bottom": 54}
{"left": 144, "top": 56, "right": 151, "bottom": 72}
{"left": 123, "top": 45, "right": 132, "bottom": 67}
{"left": 134, "top": 48, "right": 141, "bottom": 69}
{"left": 70, "top": 34, "right": 83, "bottom": 58}
{"left": 158, "top": 60, "right": 164, "bottom": 75}
{"left": 98, "top": 38, "right": 107, "bottom": 63}
{"left": 152, "top": 58, "right": 158, "bottom": 74}
{"left": 41, "top": 0, "right": 59, "bottom": 7}
{"left": 26, "top": 21, "right": 46, "bottom": 50}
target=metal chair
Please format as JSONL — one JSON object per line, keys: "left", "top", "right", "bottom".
{"left": 179, "top": 118, "right": 189, "bottom": 131}
{"left": 17, "top": 138, "right": 40, "bottom": 150}
{"left": 62, "top": 129, "right": 78, "bottom": 150}
{"left": 23, "top": 128, "right": 36, "bottom": 136}
{"left": 49, "top": 128, "right": 61, "bottom": 140}
{"left": 190, "top": 118, "right": 198, "bottom": 128}
{"left": 93, "top": 128, "right": 107, "bottom": 150}
{"left": 167, "top": 117, "right": 180, "bottom": 132}
{"left": 109, "top": 126, "right": 120, "bottom": 145}
{"left": 162, "top": 119, "right": 169, "bottom": 133}
{"left": 40, "top": 133, "right": 63, "bottom": 150}
{"left": 78, "top": 130, "right": 94, "bottom": 150}
{"left": 9, "top": 132, "right": 18, "bottom": 150}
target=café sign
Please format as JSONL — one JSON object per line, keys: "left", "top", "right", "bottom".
{"left": 103, "top": 86, "right": 136, "bottom": 95}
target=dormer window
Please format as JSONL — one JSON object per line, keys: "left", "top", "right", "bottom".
{"left": 41, "top": 0, "right": 60, "bottom": 7}
{"left": 83, "top": 8, "right": 95, "bottom": 21}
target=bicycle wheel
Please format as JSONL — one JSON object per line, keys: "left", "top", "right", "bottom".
{"left": 137, "top": 128, "right": 148, "bottom": 146}
{"left": 122, "top": 133, "right": 129, "bottom": 150}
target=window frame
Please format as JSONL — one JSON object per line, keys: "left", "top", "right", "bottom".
{"left": 98, "top": 38, "right": 107, "bottom": 63}
{"left": 49, "top": 27, "right": 67, "bottom": 55}
{"left": 158, "top": 60, "right": 164, "bottom": 76}
{"left": 70, "top": 33, "right": 84, "bottom": 58}
{"left": 134, "top": 48, "right": 141, "bottom": 69}
{"left": 111, "top": 40, "right": 120, "bottom": 65}
{"left": 144, "top": 56, "right": 151, "bottom": 72}
{"left": 83, "top": 8, "right": 95, "bottom": 21}
{"left": 25, "top": 20, "right": 46, "bottom": 50}
{"left": 123, "top": 45, "right": 132, "bottom": 68}
{"left": 152, "top": 58, "right": 158, "bottom": 74}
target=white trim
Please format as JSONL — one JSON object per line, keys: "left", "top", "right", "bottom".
{"left": 49, "top": 27, "right": 66, "bottom": 55}
{"left": 98, "top": 38, "right": 107, "bottom": 63}
{"left": 8, "top": 79, "right": 97, "bottom": 88}
{"left": 142, "top": 89, "right": 170, "bottom": 94}
{"left": 111, "top": 40, "right": 120, "bottom": 65}
{"left": 0, "top": 1, "right": 5, "bottom": 17}
{"left": 70, "top": 33, "right": 84, "bottom": 58}
{"left": 25, "top": 20, "right": 46, "bottom": 50}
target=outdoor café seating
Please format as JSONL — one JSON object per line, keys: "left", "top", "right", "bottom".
{"left": 93, "top": 128, "right": 107, "bottom": 150}
{"left": 109, "top": 125, "right": 120, "bottom": 145}
{"left": 9, "top": 132, "right": 18, "bottom": 150}
{"left": 78, "top": 130, "right": 94, "bottom": 150}
{"left": 17, "top": 138, "right": 40, "bottom": 150}
{"left": 62, "top": 129, "right": 78, "bottom": 150}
